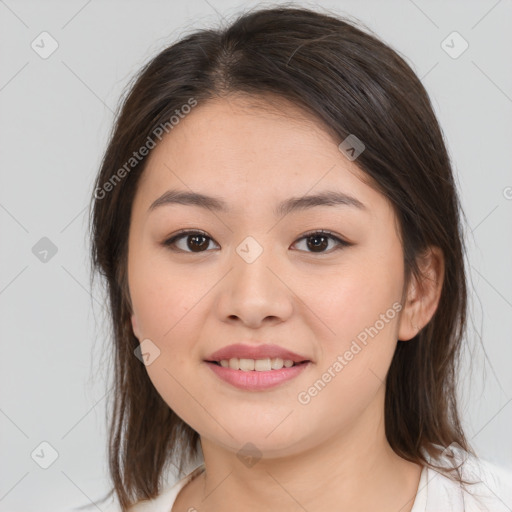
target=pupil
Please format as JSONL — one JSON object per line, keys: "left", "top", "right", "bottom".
{"left": 189, "top": 235, "right": 208, "bottom": 252}
{"left": 308, "top": 235, "right": 328, "bottom": 252}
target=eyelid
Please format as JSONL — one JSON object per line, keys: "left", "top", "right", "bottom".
{"left": 298, "top": 229, "right": 350, "bottom": 243}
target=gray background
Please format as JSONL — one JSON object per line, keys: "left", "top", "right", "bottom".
{"left": 1, "top": 0, "right": 511, "bottom": 510}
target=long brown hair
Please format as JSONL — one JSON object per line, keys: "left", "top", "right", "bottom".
{"left": 89, "top": 5, "right": 472, "bottom": 509}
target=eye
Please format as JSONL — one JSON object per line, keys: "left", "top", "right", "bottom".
{"left": 162, "top": 229, "right": 218, "bottom": 253}
{"left": 162, "top": 229, "right": 351, "bottom": 254}
{"left": 291, "top": 229, "right": 351, "bottom": 254}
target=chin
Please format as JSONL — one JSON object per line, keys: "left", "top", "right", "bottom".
{"left": 205, "top": 423, "right": 311, "bottom": 458}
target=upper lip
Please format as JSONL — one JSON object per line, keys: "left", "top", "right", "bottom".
{"left": 205, "top": 343, "right": 310, "bottom": 363}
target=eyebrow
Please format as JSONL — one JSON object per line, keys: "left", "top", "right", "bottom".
{"left": 148, "top": 189, "right": 366, "bottom": 217}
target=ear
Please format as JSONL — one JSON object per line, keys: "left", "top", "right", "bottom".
{"left": 397, "top": 246, "right": 444, "bottom": 341}
{"left": 131, "top": 313, "right": 141, "bottom": 340}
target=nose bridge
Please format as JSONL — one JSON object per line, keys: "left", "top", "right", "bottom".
{"left": 235, "top": 234, "right": 268, "bottom": 267}
{"left": 217, "top": 233, "right": 293, "bottom": 326}
{"left": 231, "top": 233, "right": 277, "bottom": 290}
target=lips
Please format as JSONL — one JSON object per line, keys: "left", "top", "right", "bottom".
{"left": 206, "top": 359, "right": 311, "bottom": 390}
{"left": 205, "top": 343, "right": 310, "bottom": 364}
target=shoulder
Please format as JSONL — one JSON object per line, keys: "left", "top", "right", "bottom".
{"left": 424, "top": 444, "right": 512, "bottom": 512}
{"left": 129, "top": 463, "right": 206, "bottom": 512}
{"left": 96, "top": 463, "right": 206, "bottom": 512}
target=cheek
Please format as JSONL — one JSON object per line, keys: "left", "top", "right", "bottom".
{"left": 310, "top": 246, "right": 403, "bottom": 381}
{"left": 315, "top": 260, "right": 402, "bottom": 341}
{"left": 129, "top": 248, "right": 205, "bottom": 340}
{"left": 128, "top": 254, "right": 210, "bottom": 424}
{"left": 298, "top": 283, "right": 400, "bottom": 432}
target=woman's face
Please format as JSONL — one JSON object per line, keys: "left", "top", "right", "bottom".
{"left": 127, "top": 95, "right": 411, "bottom": 458}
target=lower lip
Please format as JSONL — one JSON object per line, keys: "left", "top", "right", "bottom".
{"left": 205, "top": 361, "right": 311, "bottom": 391}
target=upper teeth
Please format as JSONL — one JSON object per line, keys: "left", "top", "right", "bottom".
{"left": 219, "top": 357, "right": 295, "bottom": 371}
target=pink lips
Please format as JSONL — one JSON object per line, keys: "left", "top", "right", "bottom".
{"left": 204, "top": 343, "right": 312, "bottom": 391}
{"left": 205, "top": 360, "right": 311, "bottom": 391}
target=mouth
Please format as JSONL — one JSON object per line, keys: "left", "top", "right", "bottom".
{"left": 205, "top": 357, "right": 311, "bottom": 371}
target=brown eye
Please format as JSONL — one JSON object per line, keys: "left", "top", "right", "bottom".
{"left": 185, "top": 233, "right": 210, "bottom": 252}
{"left": 292, "top": 230, "right": 351, "bottom": 254}
{"left": 163, "top": 230, "right": 218, "bottom": 253}
{"left": 306, "top": 234, "right": 329, "bottom": 252}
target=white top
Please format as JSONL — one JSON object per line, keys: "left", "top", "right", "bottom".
{"left": 99, "top": 446, "right": 512, "bottom": 511}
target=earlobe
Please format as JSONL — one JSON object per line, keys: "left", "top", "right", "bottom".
{"left": 397, "top": 246, "right": 444, "bottom": 341}
{"left": 397, "top": 282, "right": 421, "bottom": 342}
{"left": 131, "top": 313, "right": 140, "bottom": 340}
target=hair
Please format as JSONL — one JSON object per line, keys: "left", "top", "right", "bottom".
{"left": 89, "top": 4, "right": 474, "bottom": 510}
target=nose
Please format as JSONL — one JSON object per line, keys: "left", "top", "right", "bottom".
{"left": 215, "top": 237, "right": 293, "bottom": 328}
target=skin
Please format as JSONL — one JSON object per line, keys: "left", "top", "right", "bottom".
{"left": 127, "top": 94, "right": 444, "bottom": 512}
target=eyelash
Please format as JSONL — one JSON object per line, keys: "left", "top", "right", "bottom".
{"left": 162, "top": 229, "right": 352, "bottom": 255}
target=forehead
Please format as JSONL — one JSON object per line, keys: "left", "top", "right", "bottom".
{"left": 135, "top": 94, "right": 384, "bottom": 216}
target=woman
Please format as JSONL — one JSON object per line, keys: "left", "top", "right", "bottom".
{"left": 89, "top": 5, "right": 512, "bottom": 511}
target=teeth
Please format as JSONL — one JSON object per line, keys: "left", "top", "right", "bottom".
{"left": 218, "top": 357, "right": 297, "bottom": 371}
{"left": 239, "top": 358, "right": 254, "bottom": 371}
{"left": 271, "top": 357, "right": 284, "bottom": 370}
{"left": 255, "top": 358, "right": 271, "bottom": 371}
